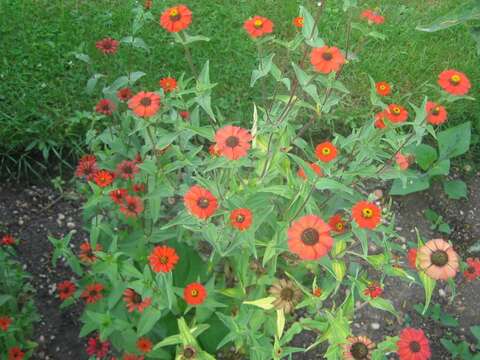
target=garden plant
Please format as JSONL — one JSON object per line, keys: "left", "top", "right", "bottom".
{"left": 3, "top": 1, "right": 479, "bottom": 359}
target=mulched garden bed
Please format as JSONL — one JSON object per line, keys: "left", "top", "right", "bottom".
{"left": 1, "top": 174, "right": 479, "bottom": 359}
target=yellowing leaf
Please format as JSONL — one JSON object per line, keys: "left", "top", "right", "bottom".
{"left": 243, "top": 296, "right": 275, "bottom": 310}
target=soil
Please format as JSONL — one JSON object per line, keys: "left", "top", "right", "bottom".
{"left": 1, "top": 174, "right": 479, "bottom": 359}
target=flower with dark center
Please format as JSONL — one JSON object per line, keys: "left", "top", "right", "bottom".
{"left": 123, "top": 288, "right": 152, "bottom": 313}
{"left": 183, "top": 185, "right": 218, "bottom": 219}
{"left": 148, "top": 245, "right": 179, "bottom": 273}
{"left": 128, "top": 91, "right": 161, "bottom": 118}
{"left": 310, "top": 46, "right": 345, "bottom": 74}
{"left": 160, "top": 5, "right": 192, "bottom": 33}
{"left": 352, "top": 201, "right": 381, "bottom": 229}
{"left": 244, "top": 16, "right": 274, "bottom": 38}
{"left": 386, "top": 103, "right": 408, "bottom": 123}
{"left": 426, "top": 101, "right": 447, "bottom": 125}
{"left": 464, "top": 258, "right": 480, "bottom": 281}
{"left": 438, "top": 69, "right": 471, "bottom": 96}
{"left": 269, "top": 279, "right": 303, "bottom": 314}
{"left": 418, "top": 238, "right": 459, "bottom": 280}
{"left": 230, "top": 208, "right": 253, "bottom": 231}
{"left": 315, "top": 141, "right": 338, "bottom": 162}
{"left": 343, "top": 336, "right": 376, "bottom": 360}
{"left": 183, "top": 283, "right": 207, "bottom": 305}
{"left": 288, "top": 215, "right": 333, "bottom": 260}
{"left": 396, "top": 328, "right": 431, "bottom": 360}
{"left": 215, "top": 125, "right": 252, "bottom": 160}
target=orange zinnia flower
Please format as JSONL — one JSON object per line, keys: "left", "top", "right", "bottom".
{"left": 374, "top": 111, "right": 388, "bottom": 129}
{"left": 363, "top": 281, "right": 383, "bottom": 298}
{"left": 407, "top": 248, "right": 418, "bottom": 269}
{"left": 230, "top": 208, "right": 253, "bottom": 231}
{"left": 94, "top": 170, "right": 114, "bottom": 187}
{"left": 418, "top": 238, "right": 459, "bottom": 280}
{"left": 95, "top": 99, "right": 116, "bottom": 115}
{"left": 310, "top": 46, "right": 345, "bottom": 74}
{"left": 293, "top": 16, "right": 304, "bottom": 28}
{"left": 287, "top": 215, "right": 333, "bottom": 260}
{"left": 464, "top": 258, "right": 480, "bottom": 281}
{"left": 57, "top": 280, "right": 76, "bottom": 301}
{"left": 159, "top": 77, "right": 177, "bottom": 93}
{"left": 183, "top": 283, "right": 207, "bottom": 305}
{"left": 352, "top": 201, "right": 381, "bottom": 229}
{"left": 0, "top": 316, "right": 12, "bottom": 331}
{"left": 426, "top": 101, "right": 447, "bottom": 125}
{"left": 123, "top": 288, "right": 152, "bottom": 312}
{"left": 361, "top": 9, "right": 385, "bottom": 24}
{"left": 208, "top": 143, "right": 221, "bottom": 157}
{"left": 137, "top": 337, "right": 153, "bottom": 353}
{"left": 343, "top": 336, "right": 376, "bottom": 360}
{"left": 375, "top": 81, "right": 391, "bottom": 96}
{"left": 148, "top": 245, "right": 179, "bottom": 273}
{"left": 297, "top": 162, "right": 323, "bottom": 180}
{"left": 328, "top": 214, "right": 347, "bottom": 234}
{"left": 119, "top": 195, "right": 144, "bottom": 218}
{"left": 386, "top": 104, "right": 408, "bottom": 123}
{"left": 184, "top": 185, "right": 218, "bottom": 219}
{"left": 79, "top": 241, "right": 102, "bottom": 264}
{"left": 128, "top": 91, "right": 161, "bottom": 118}
{"left": 396, "top": 328, "right": 431, "bottom": 360}
{"left": 438, "top": 69, "right": 471, "bottom": 96}
{"left": 109, "top": 188, "right": 128, "bottom": 205}
{"left": 312, "top": 288, "right": 322, "bottom": 297}
{"left": 315, "top": 141, "right": 338, "bottom": 162}
{"left": 160, "top": 5, "right": 192, "bottom": 33}
{"left": 81, "top": 283, "right": 104, "bottom": 304}
{"left": 395, "top": 153, "right": 412, "bottom": 170}
{"left": 244, "top": 16, "right": 274, "bottom": 38}
{"left": 215, "top": 125, "right": 252, "bottom": 160}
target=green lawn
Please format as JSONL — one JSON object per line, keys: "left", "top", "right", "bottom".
{"left": 1, "top": 0, "right": 478, "bottom": 177}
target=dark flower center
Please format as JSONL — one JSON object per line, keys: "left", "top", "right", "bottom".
{"left": 140, "top": 97, "right": 152, "bottom": 106}
{"left": 322, "top": 52, "right": 333, "bottom": 61}
{"left": 123, "top": 165, "right": 133, "bottom": 174}
{"left": 409, "top": 341, "right": 421, "bottom": 353}
{"left": 361, "top": 208, "right": 373, "bottom": 219}
{"left": 450, "top": 74, "right": 461, "bottom": 85}
{"left": 431, "top": 107, "right": 440, "bottom": 116}
{"left": 336, "top": 222, "right": 344, "bottom": 230}
{"left": 467, "top": 266, "right": 476, "bottom": 274}
{"left": 159, "top": 255, "right": 169, "bottom": 264}
{"left": 90, "top": 290, "right": 98, "bottom": 297}
{"left": 392, "top": 107, "right": 401, "bottom": 115}
{"left": 301, "top": 228, "right": 319, "bottom": 245}
{"left": 191, "top": 289, "right": 199, "bottom": 297}
{"left": 103, "top": 42, "right": 113, "bottom": 50}
{"left": 197, "top": 197, "right": 210, "bottom": 209}
{"left": 351, "top": 342, "right": 369, "bottom": 359}
{"left": 127, "top": 202, "right": 137, "bottom": 212}
{"left": 170, "top": 8, "right": 181, "bottom": 21}
{"left": 225, "top": 136, "right": 239, "bottom": 148}
{"left": 132, "top": 291, "right": 142, "bottom": 304}
{"left": 431, "top": 250, "right": 449, "bottom": 267}
{"left": 280, "top": 287, "right": 294, "bottom": 301}
{"left": 183, "top": 346, "right": 196, "bottom": 359}
{"left": 236, "top": 214, "right": 245, "bottom": 223}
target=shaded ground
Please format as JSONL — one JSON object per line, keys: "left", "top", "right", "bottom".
{"left": 0, "top": 175, "right": 479, "bottom": 359}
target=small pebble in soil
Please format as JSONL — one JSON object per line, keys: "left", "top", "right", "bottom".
{"left": 370, "top": 322, "right": 380, "bottom": 330}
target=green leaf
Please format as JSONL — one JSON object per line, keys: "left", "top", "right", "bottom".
{"left": 276, "top": 309, "right": 285, "bottom": 339}
{"left": 416, "top": 0, "right": 480, "bottom": 32}
{"left": 413, "top": 144, "right": 437, "bottom": 170}
{"left": 315, "top": 178, "right": 353, "bottom": 195}
{"left": 250, "top": 54, "right": 275, "bottom": 87}
{"left": 443, "top": 180, "right": 467, "bottom": 199}
{"left": 183, "top": 33, "right": 210, "bottom": 44}
{"left": 369, "top": 297, "right": 399, "bottom": 317}
{"left": 438, "top": 122, "right": 471, "bottom": 159}
{"left": 243, "top": 297, "right": 275, "bottom": 310}
{"left": 137, "top": 307, "right": 162, "bottom": 337}
{"left": 86, "top": 73, "right": 105, "bottom": 95}
{"left": 300, "top": 6, "right": 319, "bottom": 43}
{"left": 419, "top": 271, "right": 436, "bottom": 314}
{"left": 390, "top": 176, "right": 430, "bottom": 195}
{"left": 428, "top": 159, "right": 450, "bottom": 176}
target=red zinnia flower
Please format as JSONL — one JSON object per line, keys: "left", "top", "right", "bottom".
{"left": 179, "top": 111, "right": 190, "bottom": 120}
{"left": 244, "top": 16, "right": 274, "bottom": 38}
{"left": 116, "top": 160, "right": 139, "bottom": 180}
{"left": 315, "top": 141, "right": 338, "bottom": 162}
{"left": 374, "top": 111, "right": 388, "bottom": 129}
{"left": 57, "top": 280, "right": 76, "bottom": 301}
{"left": 297, "top": 162, "right": 323, "bottom": 180}
{"left": 395, "top": 153, "right": 411, "bottom": 170}
{"left": 109, "top": 188, "right": 128, "bottom": 205}
{"left": 96, "top": 37, "right": 119, "bottom": 55}
{"left": 87, "top": 335, "right": 110, "bottom": 359}
{"left": 1, "top": 234, "right": 16, "bottom": 246}
{"left": 328, "top": 214, "right": 347, "bottom": 234}
{"left": 159, "top": 77, "right": 177, "bottom": 93}
{"left": 361, "top": 9, "right": 385, "bottom": 24}
{"left": 81, "top": 283, "right": 104, "bottom": 304}
{"left": 94, "top": 170, "right": 114, "bottom": 188}
{"left": 310, "top": 46, "right": 345, "bottom": 74}
{"left": 183, "top": 282, "right": 207, "bottom": 305}
{"left": 137, "top": 338, "right": 153, "bottom": 353}
{"left": 119, "top": 195, "right": 144, "bottom": 218}
{"left": 128, "top": 91, "right": 161, "bottom": 118}
{"left": 75, "top": 154, "right": 98, "bottom": 181}
{"left": 132, "top": 183, "right": 146, "bottom": 193}
{"left": 230, "top": 208, "right": 253, "bottom": 231}
{"left": 407, "top": 248, "right": 417, "bottom": 269}
{"left": 123, "top": 288, "right": 152, "bottom": 313}
{"left": 215, "top": 125, "right": 252, "bottom": 160}
{"left": 95, "top": 99, "right": 115, "bottom": 115}
{"left": 312, "top": 288, "right": 322, "bottom": 297}
{"left": 0, "top": 316, "right": 12, "bottom": 331}
{"left": 397, "top": 328, "right": 431, "bottom": 360}
{"left": 148, "top": 245, "right": 179, "bottom": 273}
{"left": 8, "top": 347, "right": 24, "bottom": 360}
{"left": 287, "top": 215, "right": 333, "bottom": 260}
{"left": 293, "top": 16, "right": 304, "bottom": 28}
{"left": 363, "top": 281, "right": 383, "bottom": 298}
{"left": 184, "top": 185, "right": 218, "bottom": 219}
{"left": 160, "top": 5, "right": 192, "bottom": 33}
{"left": 375, "top": 81, "right": 391, "bottom": 96}
{"left": 209, "top": 143, "right": 220, "bottom": 157}
{"left": 123, "top": 355, "right": 144, "bottom": 360}
{"left": 426, "top": 101, "right": 447, "bottom": 125}
{"left": 464, "top": 258, "right": 480, "bottom": 281}
{"left": 352, "top": 201, "right": 381, "bottom": 229}
{"left": 117, "top": 87, "right": 133, "bottom": 101}
{"left": 386, "top": 104, "right": 408, "bottom": 123}
{"left": 79, "top": 241, "right": 102, "bottom": 264}
{"left": 438, "top": 69, "right": 471, "bottom": 96}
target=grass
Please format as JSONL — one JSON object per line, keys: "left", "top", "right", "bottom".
{"left": 1, "top": 0, "right": 479, "bottom": 178}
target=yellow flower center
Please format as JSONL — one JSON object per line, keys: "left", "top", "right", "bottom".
{"left": 254, "top": 19, "right": 264, "bottom": 28}
{"left": 450, "top": 74, "right": 461, "bottom": 85}
{"left": 431, "top": 106, "right": 441, "bottom": 116}
{"left": 299, "top": 18, "right": 304, "bottom": 25}
{"left": 322, "top": 147, "right": 331, "bottom": 155}
{"left": 191, "top": 289, "right": 199, "bottom": 297}
{"left": 170, "top": 8, "right": 179, "bottom": 17}
{"left": 379, "top": 85, "right": 386, "bottom": 90}
{"left": 392, "top": 107, "right": 401, "bottom": 115}
{"left": 336, "top": 222, "right": 344, "bottom": 231}
{"left": 361, "top": 208, "right": 373, "bottom": 219}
